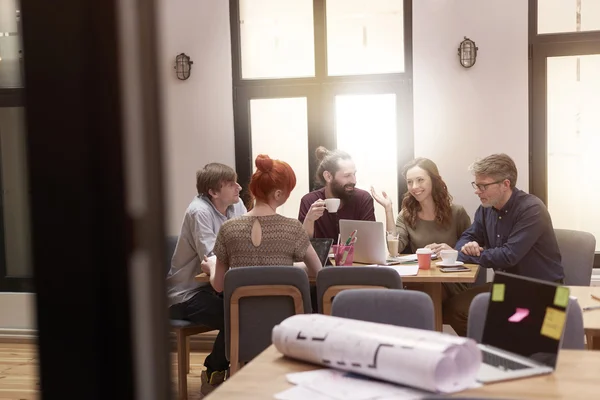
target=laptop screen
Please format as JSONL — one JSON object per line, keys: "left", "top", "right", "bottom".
{"left": 310, "top": 238, "right": 333, "bottom": 266}
{"left": 481, "top": 271, "right": 568, "bottom": 368}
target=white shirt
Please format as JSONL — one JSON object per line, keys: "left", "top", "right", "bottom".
{"left": 166, "top": 195, "right": 246, "bottom": 306}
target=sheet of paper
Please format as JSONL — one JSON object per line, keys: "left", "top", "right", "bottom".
{"left": 541, "top": 307, "right": 566, "bottom": 340}
{"left": 383, "top": 264, "right": 419, "bottom": 276}
{"left": 553, "top": 286, "right": 570, "bottom": 307}
{"left": 491, "top": 283, "right": 505, "bottom": 302}
{"left": 283, "top": 369, "right": 428, "bottom": 400}
{"left": 275, "top": 385, "right": 336, "bottom": 400}
{"left": 508, "top": 307, "right": 530, "bottom": 322}
{"left": 272, "top": 314, "right": 482, "bottom": 394}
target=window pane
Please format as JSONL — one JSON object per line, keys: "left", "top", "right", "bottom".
{"left": 0, "top": 107, "right": 32, "bottom": 276}
{"left": 250, "top": 98, "right": 309, "bottom": 218}
{"left": 547, "top": 55, "right": 600, "bottom": 251}
{"left": 335, "top": 94, "right": 397, "bottom": 225}
{"left": 0, "top": 0, "right": 23, "bottom": 88}
{"left": 326, "top": 0, "right": 404, "bottom": 76}
{"left": 239, "top": 0, "right": 315, "bottom": 80}
{"left": 538, "top": 0, "right": 600, "bottom": 34}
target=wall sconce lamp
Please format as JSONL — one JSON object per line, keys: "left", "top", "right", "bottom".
{"left": 175, "top": 53, "right": 193, "bottom": 80}
{"left": 458, "top": 37, "right": 478, "bottom": 68}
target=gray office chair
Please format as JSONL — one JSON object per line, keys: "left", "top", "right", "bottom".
{"left": 331, "top": 288, "right": 435, "bottom": 330}
{"left": 554, "top": 229, "right": 596, "bottom": 285}
{"left": 223, "top": 266, "right": 312, "bottom": 376}
{"left": 165, "top": 235, "right": 213, "bottom": 400}
{"left": 467, "top": 292, "right": 585, "bottom": 349}
{"left": 316, "top": 266, "right": 403, "bottom": 315}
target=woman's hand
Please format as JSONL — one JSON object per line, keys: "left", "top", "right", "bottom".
{"left": 370, "top": 186, "right": 393, "bottom": 211}
{"left": 425, "top": 243, "right": 453, "bottom": 257}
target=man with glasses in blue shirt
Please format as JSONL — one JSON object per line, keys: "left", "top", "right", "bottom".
{"left": 443, "top": 153, "right": 564, "bottom": 336}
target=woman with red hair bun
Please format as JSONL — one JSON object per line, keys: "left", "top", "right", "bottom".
{"left": 210, "top": 154, "right": 323, "bottom": 293}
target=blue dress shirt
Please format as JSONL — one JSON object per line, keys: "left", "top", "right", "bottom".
{"left": 456, "top": 188, "right": 564, "bottom": 282}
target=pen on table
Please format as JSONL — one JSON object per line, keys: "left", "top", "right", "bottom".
{"left": 582, "top": 305, "right": 600, "bottom": 312}
{"left": 345, "top": 229, "right": 357, "bottom": 245}
{"left": 340, "top": 237, "right": 357, "bottom": 265}
{"left": 591, "top": 294, "right": 600, "bottom": 302}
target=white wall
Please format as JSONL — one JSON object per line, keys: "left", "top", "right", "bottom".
{"left": 157, "top": 0, "right": 236, "bottom": 235}
{"left": 413, "top": 0, "right": 529, "bottom": 218}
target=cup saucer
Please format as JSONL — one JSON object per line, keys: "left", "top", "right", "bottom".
{"left": 436, "top": 261, "right": 464, "bottom": 267}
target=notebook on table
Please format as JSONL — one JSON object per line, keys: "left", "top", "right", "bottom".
{"left": 476, "top": 271, "right": 569, "bottom": 384}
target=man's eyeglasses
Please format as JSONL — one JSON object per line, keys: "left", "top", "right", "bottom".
{"left": 471, "top": 180, "right": 504, "bottom": 191}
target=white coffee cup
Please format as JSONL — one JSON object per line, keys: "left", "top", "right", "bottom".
{"left": 440, "top": 249, "right": 459, "bottom": 265}
{"left": 324, "top": 198, "right": 340, "bottom": 213}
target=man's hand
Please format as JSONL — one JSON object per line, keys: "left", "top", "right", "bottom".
{"left": 425, "top": 242, "right": 453, "bottom": 257}
{"left": 200, "top": 255, "right": 215, "bottom": 275}
{"left": 305, "top": 199, "right": 326, "bottom": 222}
{"left": 461, "top": 241, "right": 484, "bottom": 257}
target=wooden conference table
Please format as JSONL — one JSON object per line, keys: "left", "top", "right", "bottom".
{"left": 208, "top": 345, "right": 600, "bottom": 400}
{"left": 195, "top": 262, "right": 480, "bottom": 332}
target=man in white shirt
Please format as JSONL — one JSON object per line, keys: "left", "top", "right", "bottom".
{"left": 166, "top": 163, "right": 246, "bottom": 395}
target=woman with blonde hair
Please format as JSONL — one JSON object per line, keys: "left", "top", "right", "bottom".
{"left": 210, "top": 154, "right": 322, "bottom": 293}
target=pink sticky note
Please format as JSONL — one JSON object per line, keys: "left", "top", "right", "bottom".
{"left": 508, "top": 308, "right": 530, "bottom": 323}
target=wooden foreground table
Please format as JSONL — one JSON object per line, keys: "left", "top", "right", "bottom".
{"left": 195, "top": 263, "right": 479, "bottom": 332}
{"left": 209, "top": 345, "right": 600, "bottom": 400}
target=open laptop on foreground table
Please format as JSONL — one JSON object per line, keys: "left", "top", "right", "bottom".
{"left": 476, "top": 271, "right": 569, "bottom": 384}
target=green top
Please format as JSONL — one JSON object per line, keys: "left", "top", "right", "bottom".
{"left": 395, "top": 204, "right": 471, "bottom": 253}
{"left": 396, "top": 204, "right": 472, "bottom": 296}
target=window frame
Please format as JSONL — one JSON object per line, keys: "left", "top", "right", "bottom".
{"left": 229, "top": 0, "right": 413, "bottom": 207}
{"left": 529, "top": 0, "right": 600, "bottom": 268}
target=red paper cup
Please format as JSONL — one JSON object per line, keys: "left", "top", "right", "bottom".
{"left": 416, "top": 248, "right": 432, "bottom": 270}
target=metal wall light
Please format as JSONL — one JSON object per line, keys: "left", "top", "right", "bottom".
{"left": 458, "top": 37, "right": 478, "bottom": 68}
{"left": 175, "top": 53, "right": 193, "bottom": 80}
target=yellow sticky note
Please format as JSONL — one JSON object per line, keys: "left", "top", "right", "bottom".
{"left": 541, "top": 307, "right": 566, "bottom": 341}
{"left": 491, "top": 283, "right": 505, "bottom": 302}
{"left": 553, "top": 286, "right": 570, "bottom": 308}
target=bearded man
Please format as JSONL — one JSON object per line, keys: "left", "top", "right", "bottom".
{"left": 298, "top": 146, "right": 375, "bottom": 241}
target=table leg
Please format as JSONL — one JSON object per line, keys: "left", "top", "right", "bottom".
{"left": 421, "top": 282, "right": 443, "bottom": 332}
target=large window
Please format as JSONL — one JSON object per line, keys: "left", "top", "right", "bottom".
{"left": 530, "top": 0, "right": 600, "bottom": 266}
{"left": 230, "top": 0, "right": 413, "bottom": 223}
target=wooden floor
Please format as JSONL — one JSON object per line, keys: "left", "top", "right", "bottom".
{"left": 0, "top": 343, "right": 210, "bottom": 400}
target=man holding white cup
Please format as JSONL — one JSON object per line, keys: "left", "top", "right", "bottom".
{"left": 299, "top": 146, "right": 375, "bottom": 241}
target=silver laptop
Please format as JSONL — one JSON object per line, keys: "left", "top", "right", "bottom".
{"left": 476, "top": 271, "right": 569, "bottom": 384}
{"left": 338, "top": 219, "right": 420, "bottom": 265}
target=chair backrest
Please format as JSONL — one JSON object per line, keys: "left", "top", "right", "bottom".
{"left": 331, "top": 288, "right": 435, "bottom": 330}
{"left": 316, "top": 267, "right": 403, "bottom": 314}
{"left": 223, "top": 266, "right": 312, "bottom": 363}
{"left": 165, "top": 235, "right": 178, "bottom": 276}
{"left": 467, "top": 292, "right": 585, "bottom": 350}
{"left": 554, "top": 229, "right": 596, "bottom": 285}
